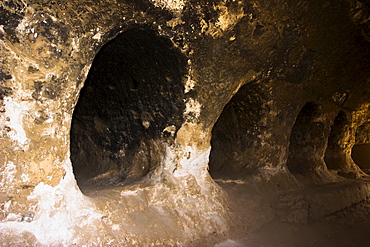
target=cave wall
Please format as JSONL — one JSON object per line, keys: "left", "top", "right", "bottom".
{"left": 0, "top": 0, "right": 370, "bottom": 246}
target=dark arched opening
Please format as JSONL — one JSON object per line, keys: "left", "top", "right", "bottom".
{"left": 70, "top": 28, "right": 187, "bottom": 190}
{"left": 324, "top": 111, "right": 349, "bottom": 170}
{"left": 351, "top": 144, "right": 370, "bottom": 169}
{"left": 286, "top": 102, "right": 327, "bottom": 174}
{"left": 208, "top": 81, "right": 267, "bottom": 180}
{"left": 352, "top": 122, "right": 370, "bottom": 170}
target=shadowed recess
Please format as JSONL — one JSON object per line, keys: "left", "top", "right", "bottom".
{"left": 324, "top": 111, "right": 349, "bottom": 170}
{"left": 352, "top": 121, "right": 370, "bottom": 170}
{"left": 287, "top": 102, "right": 326, "bottom": 174}
{"left": 209, "top": 81, "right": 267, "bottom": 179}
{"left": 352, "top": 144, "right": 370, "bottom": 169}
{"left": 70, "top": 28, "right": 187, "bottom": 189}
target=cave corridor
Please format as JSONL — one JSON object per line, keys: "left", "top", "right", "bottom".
{"left": 1, "top": 0, "right": 370, "bottom": 246}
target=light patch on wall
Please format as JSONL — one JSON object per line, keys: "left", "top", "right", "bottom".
{"left": 0, "top": 161, "right": 17, "bottom": 189}
{"left": 15, "top": 13, "right": 31, "bottom": 34}
{"left": 150, "top": 0, "right": 186, "bottom": 12}
{"left": 162, "top": 143, "right": 210, "bottom": 186}
{"left": 21, "top": 173, "right": 30, "bottom": 183}
{"left": 2, "top": 97, "right": 31, "bottom": 148}
{"left": 176, "top": 145, "right": 209, "bottom": 174}
{"left": 184, "top": 98, "right": 201, "bottom": 122}
{"left": 200, "top": 2, "right": 245, "bottom": 37}
{"left": 163, "top": 125, "right": 176, "bottom": 137}
{"left": 70, "top": 38, "right": 81, "bottom": 54}
{"left": 92, "top": 32, "right": 103, "bottom": 40}
{"left": 11, "top": 162, "right": 104, "bottom": 245}
{"left": 215, "top": 5, "right": 245, "bottom": 32}
{"left": 184, "top": 75, "right": 196, "bottom": 93}
{"left": 175, "top": 145, "right": 211, "bottom": 190}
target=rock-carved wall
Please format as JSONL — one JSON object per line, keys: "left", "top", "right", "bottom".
{"left": 1, "top": 0, "right": 370, "bottom": 245}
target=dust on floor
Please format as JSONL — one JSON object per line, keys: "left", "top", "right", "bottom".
{"left": 215, "top": 178, "right": 370, "bottom": 247}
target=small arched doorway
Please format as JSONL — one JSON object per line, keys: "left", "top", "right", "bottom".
{"left": 351, "top": 122, "right": 370, "bottom": 170}
{"left": 324, "top": 111, "right": 349, "bottom": 170}
{"left": 208, "top": 81, "right": 267, "bottom": 179}
{"left": 351, "top": 144, "right": 370, "bottom": 169}
{"left": 286, "top": 102, "right": 327, "bottom": 174}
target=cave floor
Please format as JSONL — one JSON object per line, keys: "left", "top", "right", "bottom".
{"left": 72, "top": 173, "right": 370, "bottom": 246}
{"left": 215, "top": 178, "right": 370, "bottom": 247}
{"left": 216, "top": 212, "right": 370, "bottom": 247}
{"left": 215, "top": 208, "right": 370, "bottom": 247}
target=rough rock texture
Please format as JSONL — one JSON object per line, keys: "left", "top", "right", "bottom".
{"left": 1, "top": 0, "right": 370, "bottom": 246}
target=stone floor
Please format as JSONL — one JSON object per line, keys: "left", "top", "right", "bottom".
{"left": 215, "top": 177, "right": 370, "bottom": 247}
{"left": 216, "top": 211, "right": 370, "bottom": 247}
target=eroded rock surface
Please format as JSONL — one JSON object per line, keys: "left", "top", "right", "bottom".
{"left": 1, "top": 0, "right": 370, "bottom": 246}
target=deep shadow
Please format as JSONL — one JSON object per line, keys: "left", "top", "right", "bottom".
{"left": 70, "top": 28, "right": 187, "bottom": 189}
{"left": 287, "top": 102, "right": 326, "bottom": 174}
{"left": 209, "top": 81, "right": 267, "bottom": 179}
{"left": 352, "top": 121, "right": 370, "bottom": 170}
{"left": 352, "top": 144, "right": 370, "bottom": 169}
{"left": 324, "top": 111, "right": 349, "bottom": 170}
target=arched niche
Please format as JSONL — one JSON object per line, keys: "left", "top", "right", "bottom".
{"left": 286, "top": 102, "right": 327, "bottom": 174}
{"left": 351, "top": 121, "right": 370, "bottom": 170}
{"left": 70, "top": 28, "right": 187, "bottom": 191}
{"left": 208, "top": 81, "right": 267, "bottom": 180}
{"left": 324, "top": 111, "right": 350, "bottom": 170}
{"left": 351, "top": 144, "right": 370, "bottom": 169}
